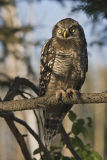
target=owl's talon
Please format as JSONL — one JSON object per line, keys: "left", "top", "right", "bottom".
{"left": 56, "top": 89, "right": 66, "bottom": 101}
{"left": 66, "top": 88, "right": 77, "bottom": 98}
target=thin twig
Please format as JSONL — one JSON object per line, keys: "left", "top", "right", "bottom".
{"left": 16, "top": 77, "right": 39, "bottom": 95}
{"left": 2, "top": 77, "right": 51, "bottom": 160}
{"left": 3, "top": 77, "right": 32, "bottom": 160}
{"left": 60, "top": 124, "right": 82, "bottom": 160}
{"left": 12, "top": 115, "right": 51, "bottom": 160}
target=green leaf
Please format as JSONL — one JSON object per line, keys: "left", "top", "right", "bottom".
{"left": 72, "top": 122, "right": 81, "bottom": 135}
{"left": 76, "top": 148, "right": 88, "bottom": 159}
{"left": 84, "top": 144, "right": 91, "bottom": 152}
{"left": 32, "top": 158, "right": 37, "bottom": 160}
{"left": 89, "top": 150, "right": 102, "bottom": 160}
{"left": 77, "top": 119, "right": 85, "bottom": 126}
{"left": 62, "top": 156, "right": 71, "bottom": 160}
{"left": 68, "top": 110, "right": 77, "bottom": 122}
{"left": 71, "top": 158, "right": 76, "bottom": 160}
{"left": 33, "top": 148, "right": 40, "bottom": 155}
{"left": 75, "top": 136, "right": 84, "bottom": 148}
{"left": 87, "top": 117, "right": 93, "bottom": 128}
{"left": 81, "top": 126, "right": 88, "bottom": 137}
{"left": 50, "top": 146, "right": 60, "bottom": 153}
{"left": 72, "top": 118, "right": 88, "bottom": 137}
{"left": 70, "top": 136, "right": 84, "bottom": 148}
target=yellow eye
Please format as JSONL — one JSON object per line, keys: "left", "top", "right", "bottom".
{"left": 72, "top": 29, "right": 75, "bottom": 33}
{"left": 58, "top": 29, "right": 62, "bottom": 34}
{"left": 69, "top": 27, "right": 75, "bottom": 33}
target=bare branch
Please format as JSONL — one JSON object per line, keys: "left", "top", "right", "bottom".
{"left": 3, "top": 77, "right": 32, "bottom": 160}
{"left": 11, "top": 115, "right": 51, "bottom": 160}
{"left": 0, "top": 91, "right": 106, "bottom": 112}
{"left": 60, "top": 124, "right": 82, "bottom": 160}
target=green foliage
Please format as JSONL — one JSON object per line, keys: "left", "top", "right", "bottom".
{"left": 72, "top": 0, "right": 107, "bottom": 20}
{"left": 32, "top": 158, "right": 37, "bottom": 160}
{"left": 76, "top": 147, "right": 102, "bottom": 160}
{"left": 33, "top": 110, "right": 102, "bottom": 160}
{"left": 68, "top": 110, "right": 77, "bottom": 121}
{"left": 33, "top": 148, "right": 41, "bottom": 155}
{"left": 87, "top": 117, "right": 93, "bottom": 128}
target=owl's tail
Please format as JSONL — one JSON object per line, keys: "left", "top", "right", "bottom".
{"left": 44, "top": 104, "right": 73, "bottom": 146}
{"left": 37, "top": 109, "right": 61, "bottom": 147}
{"left": 38, "top": 105, "right": 73, "bottom": 147}
{"left": 44, "top": 115, "right": 62, "bottom": 146}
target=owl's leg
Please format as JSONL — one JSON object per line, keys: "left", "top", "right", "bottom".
{"left": 56, "top": 89, "right": 66, "bottom": 101}
{"left": 66, "top": 88, "right": 79, "bottom": 98}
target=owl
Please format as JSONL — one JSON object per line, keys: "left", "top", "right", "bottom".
{"left": 39, "top": 18, "right": 88, "bottom": 146}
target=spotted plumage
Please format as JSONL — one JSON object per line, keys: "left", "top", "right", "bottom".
{"left": 39, "top": 39, "right": 56, "bottom": 96}
{"left": 39, "top": 18, "right": 88, "bottom": 146}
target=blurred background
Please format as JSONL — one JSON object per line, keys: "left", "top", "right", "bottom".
{"left": 0, "top": 0, "right": 106, "bottom": 159}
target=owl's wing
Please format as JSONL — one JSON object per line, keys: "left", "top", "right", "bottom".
{"left": 39, "top": 39, "right": 56, "bottom": 96}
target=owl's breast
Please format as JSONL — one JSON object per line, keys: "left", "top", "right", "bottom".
{"left": 47, "top": 50, "right": 86, "bottom": 92}
{"left": 53, "top": 52, "right": 72, "bottom": 76}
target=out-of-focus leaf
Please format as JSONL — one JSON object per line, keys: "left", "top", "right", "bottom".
{"left": 72, "top": 0, "right": 107, "bottom": 20}
{"left": 50, "top": 146, "right": 60, "bottom": 153}
{"left": 32, "top": 158, "right": 37, "bottom": 160}
{"left": 89, "top": 150, "right": 102, "bottom": 160}
{"left": 84, "top": 144, "right": 91, "bottom": 152}
{"left": 63, "top": 156, "right": 71, "bottom": 160}
{"left": 71, "top": 158, "right": 76, "bottom": 160}
{"left": 76, "top": 148, "right": 88, "bottom": 159}
{"left": 77, "top": 119, "right": 85, "bottom": 126}
{"left": 87, "top": 117, "right": 93, "bottom": 128}
{"left": 72, "top": 118, "right": 87, "bottom": 136}
{"left": 81, "top": 126, "right": 88, "bottom": 137}
{"left": 33, "top": 148, "right": 40, "bottom": 155}
{"left": 68, "top": 110, "right": 77, "bottom": 121}
{"left": 70, "top": 136, "right": 84, "bottom": 148}
{"left": 72, "top": 122, "right": 81, "bottom": 135}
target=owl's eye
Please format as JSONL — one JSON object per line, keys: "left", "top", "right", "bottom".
{"left": 57, "top": 29, "right": 62, "bottom": 34}
{"left": 69, "top": 27, "right": 75, "bottom": 33}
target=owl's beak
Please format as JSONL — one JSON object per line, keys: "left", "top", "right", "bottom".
{"left": 63, "top": 31, "right": 67, "bottom": 38}
{"left": 64, "top": 30, "right": 69, "bottom": 38}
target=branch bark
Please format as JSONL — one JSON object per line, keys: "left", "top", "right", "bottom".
{"left": 3, "top": 77, "right": 32, "bottom": 160}
{"left": 0, "top": 91, "right": 106, "bottom": 112}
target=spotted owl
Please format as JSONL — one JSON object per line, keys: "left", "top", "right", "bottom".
{"left": 39, "top": 18, "right": 88, "bottom": 145}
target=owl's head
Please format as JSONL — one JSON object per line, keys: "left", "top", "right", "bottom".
{"left": 52, "top": 18, "right": 85, "bottom": 41}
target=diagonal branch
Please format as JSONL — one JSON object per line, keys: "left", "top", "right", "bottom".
{"left": 60, "top": 124, "right": 82, "bottom": 160}
{"left": 0, "top": 112, "right": 51, "bottom": 160}
{"left": 3, "top": 77, "right": 32, "bottom": 160}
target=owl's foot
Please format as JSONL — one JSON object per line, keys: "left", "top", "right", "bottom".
{"left": 56, "top": 89, "right": 66, "bottom": 101}
{"left": 66, "top": 88, "right": 79, "bottom": 98}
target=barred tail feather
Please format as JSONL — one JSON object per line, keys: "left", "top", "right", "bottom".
{"left": 44, "top": 118, "right": 61, "bottom": 146}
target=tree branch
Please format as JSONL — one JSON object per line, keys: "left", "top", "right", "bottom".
{"left": 0, "top": 91, "right": 106, "bottom": 112}
{"left": 0, "top": 113, "right": 51, "bottom": 160}
{"left": 3, "top": 77, "right": 32, "bottom": 160}
{"left": 60, "top": 124, "right": 82, "bottom": 160}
